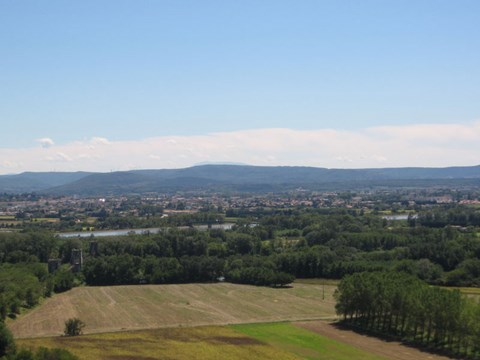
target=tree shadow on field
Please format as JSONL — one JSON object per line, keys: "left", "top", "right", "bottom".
{"left": 271, "top": 284, "right": 294, "bottom": 289}
{"left": 333, "top": 321, "right": 464, "bottom": 360}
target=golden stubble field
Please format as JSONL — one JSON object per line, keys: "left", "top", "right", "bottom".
{"left": 9, "top": 282, "right": 337, "bottom": 338}
{"left": 17, "top": 326, "right": 301, "bottom": 360}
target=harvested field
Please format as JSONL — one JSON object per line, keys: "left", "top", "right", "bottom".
{"left": 16, "top": 326, "right": 299, "bottom": 360}
{"left": 295, "top": 321, "right": 454, "bottom": 360}
{"left": 10, "top": 282, "right": 337, "bottom": 338}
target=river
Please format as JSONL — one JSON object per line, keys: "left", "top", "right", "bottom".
{"left": 57, "top": 223, "right": 235, "bottom": 238}
{"left": 382, "top": 214, "right": 417, "bottom": 220}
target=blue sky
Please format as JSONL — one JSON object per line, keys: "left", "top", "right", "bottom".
{"left": 0, "top": 1, "right": 479, "bottom": 172}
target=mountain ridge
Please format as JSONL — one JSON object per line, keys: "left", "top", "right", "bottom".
{"left": 1, "top": 164, "right": 479, "bottom": 195}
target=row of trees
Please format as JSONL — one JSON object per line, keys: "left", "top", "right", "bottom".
{"left": 416, "top": 207, "right": 480, "bottom": 227}
{"left": 0, "top": 263, "right": 78, "bottom": 321}
{"left": 82, "top": 254, "right": 294, "bottom": 287}
{"left": 83, "top": 255, "right": 225, "bottom": 285}
{"left": 225, "top": 256, "right": 294, "bottom": 287}
{"left": 335, "top": 271, "right": 480, "bottom": 358}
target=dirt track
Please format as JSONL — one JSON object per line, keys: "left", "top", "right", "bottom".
{"left": 295, "top": 321, "right": 453, "bottom": 360}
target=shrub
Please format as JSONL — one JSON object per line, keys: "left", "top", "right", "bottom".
{"left": 0, "top": 320, "right": 16, "bottom": 357}
{"left": 63, "top": 318, "right": 85, "bottom": 336}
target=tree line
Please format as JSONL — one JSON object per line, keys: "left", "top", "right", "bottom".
{"left": 335, "top": 271, "right": 480, "bottom": 358}
{"left": 0, "top": 262, "right": 78, "bottom": 321}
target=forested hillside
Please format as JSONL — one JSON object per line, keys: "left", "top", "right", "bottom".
{"left": 1, "top": 164, "right": 480, "bottom": 195}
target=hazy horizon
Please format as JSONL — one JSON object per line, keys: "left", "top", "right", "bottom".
{"left": 2, "top": 159, "right": 480, "bottom": 177}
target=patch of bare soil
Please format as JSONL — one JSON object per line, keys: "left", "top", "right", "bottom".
{"left": 294, "top": 321, "right": 454, "bottom": 360}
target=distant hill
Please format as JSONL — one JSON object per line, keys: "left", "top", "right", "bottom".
{"left": 0, "top": 172, "right": 92, "bottom": 193}
{"left": 1, "top": 165, "right": 480, "bottom": 195}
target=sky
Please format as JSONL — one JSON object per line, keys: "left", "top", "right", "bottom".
{"left": 0, "top": 0, "right": 479, "bottom": 174}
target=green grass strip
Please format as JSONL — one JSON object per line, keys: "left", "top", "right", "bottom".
{"left": 232, "top": 322, "right": 387, "bottom": 360}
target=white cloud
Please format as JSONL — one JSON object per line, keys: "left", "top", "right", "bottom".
{"left": 1, "top": 121, "right": 479, "bottom": 174}
{"left": 46, "top": 152, "right": 73, "bottom": 162}
{"left": 77, "top": 153, "right": 100, "bottom": 160}
{"left": 90, "top": 137, "right": 111, "bottom": 145}
{"left": 367, "top": 121, "right": 480, "bottom": 147}
{"left": 372, "top": 155, "right": 388, "bottom": 163}
{"left": 57, "top": 152, "right": 73, "bottom": 162}
{"left": 36, "top": 138, "right": 55, "bottom": 148}
{"left": 1, "top": 160, "right": 21, "bottom": 169}
{"left": 335, "top": 156, "right": 353, "bottom": 163}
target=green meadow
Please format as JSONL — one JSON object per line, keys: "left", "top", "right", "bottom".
{"left": 232, "top": 322, "right": 387, "bottom": 360}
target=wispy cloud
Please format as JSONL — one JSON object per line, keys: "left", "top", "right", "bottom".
{"left": 0, "top": 123, "right": 479, "bottom": 174}
{"left": 1, "top": 160, "right": 21, "bottom": 169}
{"left": 36, "top": 138, "right": 55, "bottom": 148}
{"left": 46, "top": 152, "right": 73, "bottom": 162}
{"left": 90, "top": 137, "right": 111, "bottom": 146}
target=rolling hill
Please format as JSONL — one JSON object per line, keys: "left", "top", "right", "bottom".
{"left": 0, "top": 171, "right": 92, "bottom": 193}
{"left": 1, "top": 164, "right": 480, "bottom": 195}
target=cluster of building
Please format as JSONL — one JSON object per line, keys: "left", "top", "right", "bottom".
{"left": 1, "top": 187, "right": 479, "bottom": 229}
